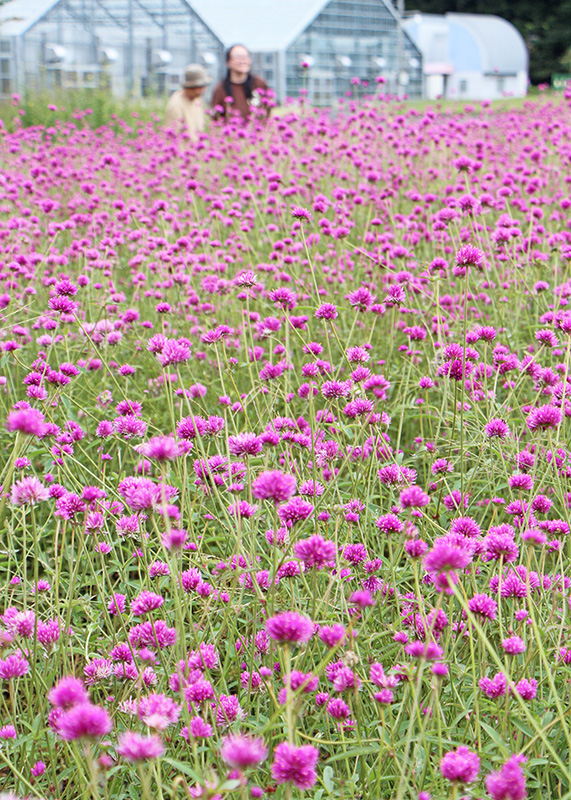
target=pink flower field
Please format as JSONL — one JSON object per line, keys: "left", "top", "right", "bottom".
{"left": 0, "top": 93, "right": 571, "bottom": 798}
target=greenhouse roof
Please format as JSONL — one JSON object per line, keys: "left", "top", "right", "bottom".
{"left": 447, "top": 13, "right": 528, "bottom": 74}
{"left": 0, "top": 0, "right": 56, "bottom": 36}
{"left": 0, "top": 0, "right": 408, "bottom": 49}
{"left": 188, "top": 0, "right": 331, "bottom": 52}
{"left": 404, "top": 12, "right": 527, "bottom": 76}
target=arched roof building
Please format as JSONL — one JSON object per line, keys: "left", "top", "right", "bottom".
{"left": 403, "top": 12, "right": 528, "bottom": 100}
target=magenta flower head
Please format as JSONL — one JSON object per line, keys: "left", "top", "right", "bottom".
{"left": 527, "top": 404, "right": 562, "bottom": 431}
{"left": 485, "top": 754, "right": 527, "bottom": 800}
{"left": 440, "top": 745, "right": 480, "bottom": 784}
{"left": 485, "top": 418, "right": 510, "bottom": 439}
{"left": 455, "top": 244, "right": 485, "bottom": 270}
{"left": 502, "top": 635, "right": 526, "bottom": 655}
{"left": 271, "top": 742, "right": 319, "bottom": 790}
{"left": 399, "top": 486, "right": 430, "bottom": 509}
{"left": 278, "top": 497, "right": 314, "bottom": 525}
{"left": 57, "top": 702, "right": 112, "bottom": 740}
{"left": 265, "top": 612, "right": 314, "bottom": 645}
{"left": 138, "top": 436, "right": 181, "bottom": 461}
{"left": 424, "top": 536, "right": 472, "bottom": 574}
{"left": 220, "top": 733, "right": 268, "bottom": 769}
{"left": 48, "top": 676, "right": 89, "bottom": 709}
{"left": 0, "top": 654, "right": 29, "bottom": 680}
{"left": 6, "top": 406, "right": 46, "bottom": 437}
{"left": 117, "top": 731, "right": 165, "bottom": 761}
{"left": 318, "top": 624, "right": 346, "bottom": 648}
{"left": 252, "top": 470, "right": 297, "bottom": 503}
{"left": 294, "top": 534, "right": 336, "bottom": 569}
{"left": 291, "top": 206, "right": 312, "bottom": 221}
{"left": 349, "top": 589, "right": 375, "bottom": 608}
{"left": 10, "top": 477, "right": 49, "bottom": 507}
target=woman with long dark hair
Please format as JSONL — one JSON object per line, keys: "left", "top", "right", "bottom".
{"left": 211, "top": 44, "right": 269, "bottom": 122}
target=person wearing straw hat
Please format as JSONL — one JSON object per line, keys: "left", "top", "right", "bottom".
{"left": 165, "top": 64, "right": 211, "bottom": 138}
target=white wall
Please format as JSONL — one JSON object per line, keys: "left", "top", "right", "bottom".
{"left": 445, "top": 70, "right": 526, "bottom": 100}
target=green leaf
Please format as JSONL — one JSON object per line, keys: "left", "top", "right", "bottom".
{"left": 162, "top": 757, "right": 203, "bottom": 783}
{"left": 219, "top": 779, "right": 242, "bottom": 792}
{"left": 325, "top": 747, "right": 377, "bottom": 764}
{"left": 479, "top": 721, "right": 508, "bottom": 754}
{"left": 323, "top": 765, "right": 335, "bottom": 792}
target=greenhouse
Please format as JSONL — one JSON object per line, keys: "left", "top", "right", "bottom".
{"left": 403, "top": 13, "right": 528, "bottom": 100}
{"left": 0, "top": 0, "right": 423, "bottom": 102}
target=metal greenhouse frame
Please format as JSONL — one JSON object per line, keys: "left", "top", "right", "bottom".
{"left": 0, "top": 0, "right": 422, "bottom": 101}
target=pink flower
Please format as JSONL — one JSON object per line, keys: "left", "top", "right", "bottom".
{"left": 455, "top": 244, "right": 484, "bottom": 268}
{"left": 479, "top": 671, "right": 507, "bottom": 698}
{"left": 399, "top": 486, "right": 430, "bottom": 508}
{"left": 423, "top": 537, "right": 472, "bottom": 574}
{"left": 138, "top": 436, "right": 181, "bottom": 461}
{"left": 265, "top": 612, "right": 314, "bottom": 645}
{"left": 138, "top": 693, "right": 181, "bottom": 730}
{"left": 48, "top": 677, "right": 89, "bottom": 708}
{"left": 294, "top": 535, "right": 336, "bottom": 569}
{"left": 485, "top": 418, "right": 510, "bottom": 439}
{"left": 0, "top": 654, "right": 29, "bottom": 680}
{"left": 527, "top": 404, "right": 562, "bottom": 431}
{"left": 220, "top": 733, "right": 268, "bottom": 769}
{"left": 57, "top": 702, "right": 112, "bottom": 740}
{"left": 252, "top": 471, "right": 297, "bottom": 503}
{"left": 228, "top": 433, "right": 263, "bottom": 457}
{"left": 278, "top": 497, "right": 314, "bottom": 525}
{"left": 318, "top": 624, "right": 346, "bottom": 648}
{"left": 271, "top": 742, "right": 319, "bottom": 789}
{"left": 440, "top": 745, "right": 480, "bottom": 783}
{"left": 485, "top": 754, "right": 527, "bottom": 800}
{"left": 117, "top": 731, "right": 164, "bottom": 761}
{"left": 6, "top": 406, "right": 46, "bottom": 437}
{"left": 10, "top": 477, "right": 49, "bottom": 506}
{"left": 131, "top": 591, "right": 164, "bottom": 616}
{"left": 502, "top": 635, "right": 526, "bottom": 655}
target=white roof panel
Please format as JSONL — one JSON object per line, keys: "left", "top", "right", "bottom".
{"left": 187, "top": 0, "right": 330, "bottom": 52}
{"left": 0, "top": 0, "right": 58, "bottom": 36}
{"left": 447, "top": 13, "right": 528, "bottom": 74}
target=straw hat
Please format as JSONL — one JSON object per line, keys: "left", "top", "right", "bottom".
{"left": 182, "top": 64, "right": 211, "bottom": 88}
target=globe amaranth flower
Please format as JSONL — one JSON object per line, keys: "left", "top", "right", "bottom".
{"left": 291, "top": 206, "right": 311, "bottom": 221}
{"left": 423, "top": 536, "right": 473, "bottom": 574}
{"left": 57, "top": 702, "right": 113, "bottom": 740}
{"left": 252, "top": 470, "right": 296, "bottom": 503}
{"left": 10, "top": 477, "right": 49, "bottom": 506}
{"left": 0, "top": 654, "right": 29, "bottom": 680}
{"left": 502, "top": 635, "right": 526, "bottom": 655}
{"left": 117, "top": 731, "right": 165, "bottom": 761}
{"left": 526, "top": 403, "right": 562, "bottom": 431}
{"left": 138, "top": 692, "right": 181, "bottom": 730}
{"left": 468, "top": 593, "right": 497, "bottom": 621}
{"left": 455, "top": 244, "right": 485, "bottom": 269}
{"left": 278, "top": 497, "right": 314, "bottom": 525}
{"left": 294, "top": 534, "right": 336, "bottom": 569}
{"left": 479, "top": 671, "right": 507, "bottom": 698}
{"left": 440, "top": 745, "right": 480, "bottom": 783}
{"left": 48, "top": 676, "right": 89, "bottom": 709}
{"left": 399, "top": 486, "right": 430, "bottom": 508}
{"left": 513, "top": 678, "right": 537, "bottom": 700}
{"left": 265, "top": 612, "right": 314, "bottom": 645}
{"left": 220, "top": 733, "right": 268, "bottom": 769}
{"left": 137, "top": 436, "right": 181, "bottom": 461}
{"left": 271, "top": 742, "right": 319, "bottom": 790}
{"left": 485, "top": 754, "right": 527, "bottom": 800}
{"left": 318, "top": 624, "right": 346, "bottom": 648}
{"left": 6, "top": 406, "right": 46, "bottom": 437}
